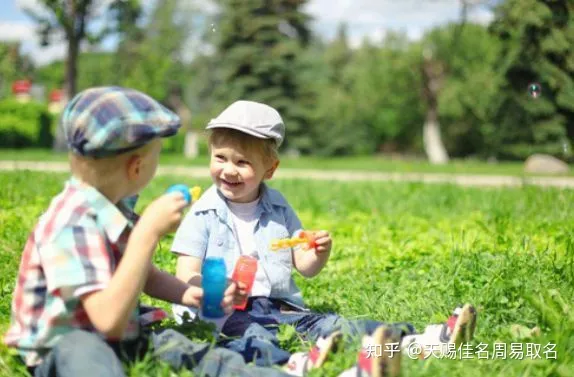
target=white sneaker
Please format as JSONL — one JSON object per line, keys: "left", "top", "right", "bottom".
{"left": 283, "top": 331, "right": 342, "bottom": 376}
{"left": 401, "top": 304, "right": 477, "bottom": 358}
{"left": 337, "top": 325, "right": 401, "bottom": 377}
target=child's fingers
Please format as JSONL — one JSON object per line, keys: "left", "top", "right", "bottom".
{"left": 221, "top": 295, "right": 233, "bottom": 307}
{"left": 233, "top": 293, "right": 248, "bottom": 306}
{"left": 224, "top": 281, "right": 237, "bottom": 296}
{"left": 314, "top": 236, "right": 331, "bottom": 245}
{"left": 312, "top": 230, "right": 329, "bottom": 239}
{"left": 182, "top": 286, "right": 203, "bottom": 307}
{"left": 236, "top": 281, "right": 247, "bottom": 290}
{"left": 221, "top": 296, "right": 234, "bottom": 314}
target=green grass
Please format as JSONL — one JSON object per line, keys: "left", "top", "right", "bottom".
{"left": 1, "top": 148, "right": 571, "bottom": 177}
{"left": 1, "top": 171, "right": 573, "bottom": 376}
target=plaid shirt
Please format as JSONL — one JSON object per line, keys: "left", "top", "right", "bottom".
{"left": 4, "top": 177, "right": 141, "bottom": 366}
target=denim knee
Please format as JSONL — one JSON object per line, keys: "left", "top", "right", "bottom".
{"left": 221, "top": 323, "right": 290, "bottom": 366}
{"left": 151, "top": 328, "right": 211, "bottom": 370}
{"left": 194, "top": 348, "right": 249, "bottom": 377}
{"left": 305, "top": 314, "right": 381, "bottom": 341}
{"left": 34, "top": 330, "right": 125, "bottom": 377}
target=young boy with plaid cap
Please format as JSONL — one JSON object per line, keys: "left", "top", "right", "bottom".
{"left": 3, "top": 87, "right": 296, "bottom": 377}
{"left": 171, "top": 100, "right": 478, "bottom": 377}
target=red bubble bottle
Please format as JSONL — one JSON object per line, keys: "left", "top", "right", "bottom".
{"left": 232, "top": 255, "right": 258, "bottom": 310}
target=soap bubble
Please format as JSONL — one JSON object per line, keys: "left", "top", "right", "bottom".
{"left": 528, "top": 82, "right": 541, "bottom": 98}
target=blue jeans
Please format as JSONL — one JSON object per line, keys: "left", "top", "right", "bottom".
{"left": 220, "top": 297, "right": 416, "bottom": 367}
{"left": 31, "top": 329, "right": 290, "bottom": 377}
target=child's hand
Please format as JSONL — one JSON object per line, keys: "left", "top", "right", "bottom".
{"left": 232, "top": 281, "right": 249, "bottom": 307}
{"left": 181, "top": 285, "right": 203, "bottom": 308}
{"left": 313, "top": 230, "right": 332, "bottom": 254}
{"left": 138, "top": 192, "right": 189, "bottom": 237}
{"left": 222, "top": 282, "right": 237, "bottom": 315}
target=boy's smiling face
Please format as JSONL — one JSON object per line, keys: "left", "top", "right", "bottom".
{"left": 210, "top": 141, "right": 275, "bottom": 203}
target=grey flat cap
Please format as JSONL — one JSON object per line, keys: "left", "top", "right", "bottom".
{"left": 206, "top": 100, "right": 285, "bottom": 147}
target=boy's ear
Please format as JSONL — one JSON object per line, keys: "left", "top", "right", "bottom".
{"left": 126, "top": 154, "right": 143, "bottom": 181}
{"left": 264, "top": 159, "right": 280, "bottom": 179}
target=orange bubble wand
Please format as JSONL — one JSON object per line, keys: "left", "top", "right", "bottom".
{"left": 270, "top": 231, "right": 317, "bottom": 251}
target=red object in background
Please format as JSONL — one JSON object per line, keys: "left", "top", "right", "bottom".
{"left": 49, "top": 89, "right": 64, "bottom": 102}
{"left": 12, "top": 80, "right": 31, "bottom": 95}
{"left": 232, "top": 255, "right": 258, "bottom": 310}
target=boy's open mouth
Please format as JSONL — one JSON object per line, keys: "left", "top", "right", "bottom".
{"left": 221, "top": 179, "right": 243, "bottom": 187}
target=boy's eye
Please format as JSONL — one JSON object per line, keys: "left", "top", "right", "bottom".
{"left": 237, "top": 160, "right": 250, "bottom": 165}
{"left": 215, "top": 154, "right": 225, "bottom": 161}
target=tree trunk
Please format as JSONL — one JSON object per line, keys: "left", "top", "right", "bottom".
{"left": 53, "top": 0, "right": 82, "bottom": 152}
{"left": 423, "top": 106, "right": 449, "bottom": 164}
{"left": 53, "top": 37, "right": 79, "bottom": 152}
{"left": 421, "top": 51, "right": 449, "bottom": 164}
{"left": 64, "top": 37, "right": 78, "bottom": 100}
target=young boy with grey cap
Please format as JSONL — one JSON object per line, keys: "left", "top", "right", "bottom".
{"left": 171, "top": 100, "right": 477, "bottom": 377}
{"left": 3, "top": 87, "right": 295, "bottom": 377}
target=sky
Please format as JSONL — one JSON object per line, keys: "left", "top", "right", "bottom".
{"left": 0, "top": 0, "right": 496, "bottom": 66}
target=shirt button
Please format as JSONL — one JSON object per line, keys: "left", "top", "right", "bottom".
{"left": 217, "top": 239, "right": 223, "bottom": 246}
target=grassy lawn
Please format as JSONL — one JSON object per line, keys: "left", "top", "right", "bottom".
{"left": 1, "top": 148, "right": 571, "bottom": 177}
{"left": 1, "top": 171, "right": 573, "bottom": 376}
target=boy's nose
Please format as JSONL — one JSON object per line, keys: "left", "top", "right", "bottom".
{"left": 222, "top": 164, "right": 238, "bottom": 177}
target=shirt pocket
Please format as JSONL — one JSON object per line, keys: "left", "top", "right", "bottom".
{"left": 205, "top": 224, "right": 237, "bottom": 276}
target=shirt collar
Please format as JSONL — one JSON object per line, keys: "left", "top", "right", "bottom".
{"left": 68, "top": 176, "right": 135, "bottom": 243}
{"left": 192, "top": 183, "right": 287, "bottom": 216}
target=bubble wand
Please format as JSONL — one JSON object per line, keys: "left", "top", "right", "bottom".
{"left": 270, "top": 231, "right": 317, "bottom": 251}
{"left": 165, "top": 184, "right": 202, "bottom": 204}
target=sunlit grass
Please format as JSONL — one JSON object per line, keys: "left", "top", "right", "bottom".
{"left": 1, "top": 171, "right": 573, "bottom": 376}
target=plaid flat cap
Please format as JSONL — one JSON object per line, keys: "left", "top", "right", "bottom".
{"left": 61, "top": 86, "right": 181, "bottom": 158}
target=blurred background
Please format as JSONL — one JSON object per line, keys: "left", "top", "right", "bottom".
{"left": 0, "top": 0, "right": 572, "bottom": 172}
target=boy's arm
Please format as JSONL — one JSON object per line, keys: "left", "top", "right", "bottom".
{"left": 175, "top": 254, "right": 203, "bottom": 285}
{"left": 80, "top": 224, "right": 158, "bottom": 338}
{"left": 80, "top": 193, "right": 186, "bottom": 338}
{"left": 175, "top": 255, "right": 248, "bottom": 307}
{"left": 282, "top": 203, "right": 332, "bottom": 277}
{"left": 144, "top": 264, "right": 202, "bottom": 306}
{"left": 292, "top": 230, "right": 332, "bottom": 277}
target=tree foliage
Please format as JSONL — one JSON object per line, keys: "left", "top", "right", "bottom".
{"left": 16, "top": 0, "right": 574, "bottom": 161}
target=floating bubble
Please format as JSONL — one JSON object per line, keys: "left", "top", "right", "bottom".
{"left": 210, "top": 23, "right": 216, "bottom": 32}
{"left": 528, "top": 82, "right": 541, "bottom": 98}
{"left": 563, "top": 141, "right": 571, "bottom": 156}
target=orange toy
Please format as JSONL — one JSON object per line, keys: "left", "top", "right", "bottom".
{"left": 270, "top": 231, "right": 317, "bottom": 251}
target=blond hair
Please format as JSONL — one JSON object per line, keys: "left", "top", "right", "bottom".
{"left": 208, "top": 128, "right": 279, "bottom": 164}
{"left": 69, "top": 142, "right": 156, "bottom": 190}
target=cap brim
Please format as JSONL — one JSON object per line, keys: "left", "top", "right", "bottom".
{"left": 206, "top": 122, "right": 273, "bottom": 141}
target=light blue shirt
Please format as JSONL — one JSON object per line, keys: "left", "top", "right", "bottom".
{"left": 171, "top": 183, "right": 307, "bottom": 309}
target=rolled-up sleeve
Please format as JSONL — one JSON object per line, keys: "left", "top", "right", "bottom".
{"left": 171, "top": 211, "right": 209, "bottom": 259}
{"left": 284, "top": 205, "right": 303, "bottom": 237}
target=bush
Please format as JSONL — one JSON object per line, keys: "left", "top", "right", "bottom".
{"left": 0, "top": 100, "right": 54, "bottom": 148}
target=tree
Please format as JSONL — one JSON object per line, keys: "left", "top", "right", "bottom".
{"left": 421, "top": 23, "right": 503, "bottom": 159}
{"left": 415, "top": 0, "right": 500, "bottom": 163}
{"left": 23, "top": 0, "right": 142, "bottom": 149}
{"left": 211, "top": 0, "right": 316, "bottom": 153}
{"left": 0, "top": 42, "right": 34, "bottom": 99}
{"left": 35, "top": 52, "right": 116, "bottom": 93}
{"left": 489, "top": 0, "right": 574, "bottom": 160}
{"left": 115, "top": 0, "right": 195, "bottom": 102}
{"left": 323, "top": 23, "right": 352, "bottom": 87}
{"left": 420, "top": 45, "right": 449, "bottom": 164}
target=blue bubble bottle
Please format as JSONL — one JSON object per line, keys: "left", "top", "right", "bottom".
{"left": 201, "top": 257, "right": 227, "bottom": 318}
{"left": 165, "top": 184, "right": 191, "bottom": 204}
